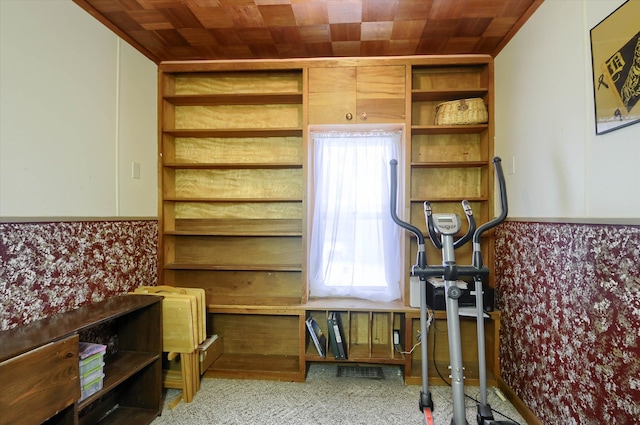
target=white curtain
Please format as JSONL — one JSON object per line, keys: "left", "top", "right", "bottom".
{"left": 309, "top": 130, "right": 402, "bottom": 302}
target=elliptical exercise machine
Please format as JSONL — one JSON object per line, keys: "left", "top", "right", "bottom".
{"left": 389, "top": 157, "right": 514, "bottom": 425}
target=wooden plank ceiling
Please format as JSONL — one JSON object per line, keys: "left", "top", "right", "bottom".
{"left": 73, "top": 0, "right": 543, "bottom": 64}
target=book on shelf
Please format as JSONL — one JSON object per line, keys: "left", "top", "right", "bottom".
{"left": 327, "top": 311, "right": 347, "bottom": 360}
{"left": 305, "top": 316, "right": 327, "bottom": 357}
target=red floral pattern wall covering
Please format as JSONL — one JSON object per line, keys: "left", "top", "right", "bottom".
{"left": 495, "top": 221, "right": 640, "bottom": 424}
{"left": 0, "top": 220, "right": 157, "bottom": 331}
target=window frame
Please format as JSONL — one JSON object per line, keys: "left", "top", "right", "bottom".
{"left": 305, "top": 124, "right": 408, "bottom": 302}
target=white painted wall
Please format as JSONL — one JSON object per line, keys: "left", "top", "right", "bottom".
{"left": 0, "top": 0, "right": 157, "bottom": 218}
{"left": 3, "top": 0, "right": 637, "bottom": 221}
{"left": 495, "top": 0, "right": 640, "bottom": 221}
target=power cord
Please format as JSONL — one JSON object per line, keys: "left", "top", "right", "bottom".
{"left": 431, "top": 316, "right": 523, "bottom": 425}
{"left": 391, "top": 309, "right": 523, "bottom": 424}
{"left": 395, "top": 309, "right": 433, "bottom": 356}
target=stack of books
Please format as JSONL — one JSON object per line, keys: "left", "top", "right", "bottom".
{"left": 305, "top": 317, "right": 327, "bottom": 357}
{"left": 327, "top": 312, "right": 347, "bottom": 360}
{"left": 305, "top": 312, "right": 348, "bottom": 360}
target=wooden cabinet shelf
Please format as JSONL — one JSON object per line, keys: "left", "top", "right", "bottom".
{"left": 404, "top": 311, "right": 500, "bottom": 387}
{"left": 94, "top": 407, "right": 159, "bottom": 425}
{"left": 207, "top": 310, "right": 305, "bottom": 382}
{"left": 408, "top": 60, "right": 495, "bottom": 307}
{"left": 411, "top": 88, "right": 489, "bottom": 102}
{"left": 164, "top": 92, "right": 302, "bottom": 106}
{"left": 165, "top": 231, "right": 303, "bottom": 236}
{"left": 165, "top": 263, "right": 302, "bottom": 272}
{"left": 406, "top": 56, "right": 497, "bottom": 390}
{"left": 305, "top": 307, "right": 406, "bottom": 364}
{"left": 411, "top": 125, "right": 488, "bottom": 135}
{"left": 308, "top": 65, "right": 405, "bottom": 124}
{"left": 411, "top": 160, "right": 488, "bottom": 168}
{"left": 410, "top": 196, "right": 489, "bottom": 203}
{"left": 411, "top": 124, "right": 488, "bottom": 135}
{"left": 78, "top": 350, "right": 158, "bottom": 410}
{"left": 163, "top": 162, "right": 302, "bottom": 169}
{"left": 211, "top": 353, "right": 303, "bottom": 381}
{"left": 158, "top": 57, "right": 498, "bottom": 385}
{"left": 166, "top": 218, "right": 302, "bottom": 235}
{"left": 159, "top": 67, "right": 305, "bottom": 316}
{"left": 0, "top": 295, "right": 162, "bottom": 425}
{"left": 163, "top": 197, "right": 302, "bottom": 202}
{"left": 163, "top": 128, "right": 302, "bottom": 137}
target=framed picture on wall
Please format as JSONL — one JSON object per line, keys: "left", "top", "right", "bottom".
{"left": 590, "top": 0, "right": 640, "bottom": 135}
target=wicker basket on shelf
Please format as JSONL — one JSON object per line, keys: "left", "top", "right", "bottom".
{"left": 434, "top": 98, "right": 488, "bottom": 125}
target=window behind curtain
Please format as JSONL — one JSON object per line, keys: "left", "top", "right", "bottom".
{"left": 308, "top": 130, "right": 402, "bottom": 302}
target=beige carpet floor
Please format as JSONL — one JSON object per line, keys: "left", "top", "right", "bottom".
{"left": 151, "top": 364, "right": 526, "bottom": 425}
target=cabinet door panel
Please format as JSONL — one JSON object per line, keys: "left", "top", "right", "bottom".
{"left": 357, "top": 65, "right": 405, "bottom": 123}
{"left": 0, "top": 335, "right": 79, "bottom": 425}
{"left": 308, "top": 65, "right": 406, "bottom": 124}
{"left": 308, "top": 67, "right": 356, "bottom": 124}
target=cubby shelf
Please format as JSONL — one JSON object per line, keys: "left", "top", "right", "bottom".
{"left": 77, "top": 350, "right": 158, "bottom": 410}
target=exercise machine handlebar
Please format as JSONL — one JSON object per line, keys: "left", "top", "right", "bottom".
{"left": 472, "top": 157, "right": 508, "bottom": 269}
{"left": 389, "top": 157, "right": 508, "bottom": 280}
{"left": 389, "top": 159, "right": 427, "bottom": 269}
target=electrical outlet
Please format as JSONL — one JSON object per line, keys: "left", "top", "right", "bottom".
{"left": 393, "top": 330, "right": 400, "bottom": 345}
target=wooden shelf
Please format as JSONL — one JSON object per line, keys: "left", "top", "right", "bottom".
{"left": 405, "top": 360, "right": 497, "bottom": 387}
{"left": 306, "top": 353, "right": 407, "bottom": 365}
{"left": 78, "top": 350, "right": 159, "bottom": 410}
{"left": 209, "top": 353, "right": 304, "bottom": 382}
{"left": 411, "top": 89, "right": 489, "bottom": 102}
{"left": 304, "top": 298, "right": 409, "bottom": 312}
{"left": 410, "top": 197, "right": 489, "bottom": 203}
{"left": 163, "top": 197, "right": 302, "bottom": 203}
{"left": 410, "top": 196, "right": 489, "bottom": 202}
{"left": 163, "top": 128, "right": 303, "bottom": 138}
{"left": 164, "top": 92, "right": 303, "bottom": 106}
{"left": 411, "top": 125, "right": 488, "bottom": 135}
{"left": 163, "top": 162, "right": 302, "bottom": 169}
{"left": 96, "top": 407, "right": 159, "bottom": 425}
{"left": 411, "top": 161, "right": 488, "bottom": 168}
{"left": 165, "top": 230, "right": 302, "bottom": 237}
{"left": 166, "top": 218, "right": 302, "bottom": 236}
{"left": 165, "top": 263, "right": 302, "bottom": 272}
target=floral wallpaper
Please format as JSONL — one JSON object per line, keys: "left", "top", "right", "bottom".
{"left": 495, "top": 221, "right": 640, "bottom": 424}
{"left": 0, "top": 220, "right": 158, "bottom": 331}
